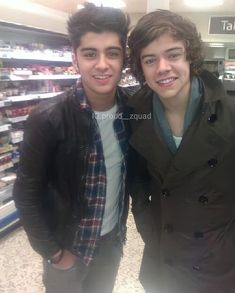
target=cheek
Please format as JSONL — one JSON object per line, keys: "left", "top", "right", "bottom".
{"left": 115, "top": 60, "right": 124, "bottom": 71}
{"left": 141, "top": 65, "right": 148, "bottom": 76}
{"left": 112, "top": 63, "right": 123, "bottom": 78}
{"left": 181, "top": 61, "right": 190, "bottom": 74}
{"left": 182, "top": 65, "right": 190, "bottom": 80}
{"left": 76, "top": 62, "right": 92, "bottom": 75}
{"left": 142, "top": 67, "right": 154, "bottom": 81}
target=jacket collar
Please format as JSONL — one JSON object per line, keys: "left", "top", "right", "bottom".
{"left": 127, "top": 83, "right": 153, "bottom": 113}
{"left": 200, "top": 70, "right": 227, "bottom": 103}
{"left": 75, "top": 79, "right": 131, "bottom": 113}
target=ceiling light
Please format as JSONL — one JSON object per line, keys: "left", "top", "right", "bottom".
{"left": 85, "top": 0, "right": 126, "bottom": 9}
{"left": 184, "top": 0, "right": 223, "bottom": 8}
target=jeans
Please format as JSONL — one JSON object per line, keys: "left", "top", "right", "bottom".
{"left": 43, "top": 228, "right": 122, "bottom": 293}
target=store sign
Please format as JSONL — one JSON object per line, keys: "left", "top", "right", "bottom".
{"left": 209, "top": 16, "right": 235, "bottom": 34}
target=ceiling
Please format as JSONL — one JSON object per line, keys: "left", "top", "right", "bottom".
{"left": 28, "top": 0, "right": 235, "bottom": 14}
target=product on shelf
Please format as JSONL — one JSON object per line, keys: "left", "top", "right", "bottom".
{"left": 10, "top": 130, "right": 24, "bottom": 144}
{"left": 0, "top": 144, "right": 13, "bottom": 155}
{"left": 0, "top": 21, "right": 79, "bottom": 236}
{"left": 0, "top": 131, "right": 10, "bottom": 146}
{"left": 0, "top": 153, "right": 12, "bottom": 165}
{"left": 0, "top": 173, "right": 16, "bottom": 185}
{"left": 5, "top": 105, "right": 34, "bottom": 118}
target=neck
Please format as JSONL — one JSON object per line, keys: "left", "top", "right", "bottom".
{"left": 162, "top": 96, "right": 188, "bottom": 117}
{"left": 159, "top": 84, "right": 190, "bottom": 117}
{"left": 85, "top": 89, "right": 117, "bottom": 111}
{"left": 89, "top": 96, "right": 116, "bottom": 111}
{"left": 159, "top": 83, "right": 191, "bottom": 137}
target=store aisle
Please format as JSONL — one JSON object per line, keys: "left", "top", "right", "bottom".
{"left": 0, "top": 213, "right": 144, "bottom": 293}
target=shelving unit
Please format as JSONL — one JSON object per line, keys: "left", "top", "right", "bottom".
{"left": 222, "top": 59, "right": 235, "bottom": 94}
{"left": 0, "top": 21, "right": 77, "bottom": 236}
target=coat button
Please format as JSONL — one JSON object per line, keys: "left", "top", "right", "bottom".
{"left": 194, "top": 231, "right": 204, "bottom": 239}
{"left": 161, "top": 189, "right": 170, "bottom": 198}
{"left": 208, "top": 158, "right": 218, "bottom": 168}
{"left": 207, "top": 114, "right": 217, "bottom": 123}
{"left": 198, "top": 195, "right": 208, "bottom": 204}
{"left": 164, "top": 224, "right": 174, "bottom": 233}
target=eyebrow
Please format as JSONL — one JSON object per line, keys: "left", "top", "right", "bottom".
{"left": 141, "top": 46, "right": 184, "bottom": 59}
{"left": 80, "top": 46, "right": 122, "bottom": 52}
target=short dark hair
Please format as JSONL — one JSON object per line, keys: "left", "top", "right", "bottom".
{"left": 128, "top": 9, "right": 204, "bottom": 84}
{"left": 67, "top": 3, "right": 130, "bottom": 54}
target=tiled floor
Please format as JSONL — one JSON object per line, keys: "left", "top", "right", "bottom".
{"left": 0, "top": 213, "right": 145, "bottom": 293}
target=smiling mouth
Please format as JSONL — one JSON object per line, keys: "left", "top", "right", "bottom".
{"left": 157, "top": 77, "right": 177, "bottom": 85}
{"left": 93, "top": 75, "right": 112, "bottom": 80}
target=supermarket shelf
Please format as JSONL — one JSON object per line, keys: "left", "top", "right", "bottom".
{"left": 7, "top": 115, "right": 28, "bottom": 123}
{"left": 0, "top": 211, "right": 18, "bottom": 229}
{"left": 0, "top": 161, "right": 13, "bottom": 172}
{"left": 7, "top": 91, "right": 63, "bottom": 102}
{"left": 11, "top": 129, "right": 24, "bottom": 144}
{"left": 12, "top": 158, "right": 19, "bottom": 164}
{"left": 0, "top": 100, "right": 12, "bottom": 108}
{"left": 0, "top": 199, "right": 20, "bottom": 237}
{"left": 0, "top": 184, "right": 13, "bottom": 205}
{"left": 0, "top": 145, "right": 13, "bottom": 155}
{"left": 0, "top": 50, "right": 72, "bottom": 63}
{"left": 2, "top": 74, "right": 79, "bottom": 81}
{"left": 0, "top": 124, "right": 11, "bottom": 133}
{"left": 0, "top": 22, "right": 72, "bottom": 238}
{"left": 11, "top": 137, "right": 23, "bottom": 144}
{"left": 0, "top": 200, "right": 16, "bottom": 219}
{"left": 0, "top": 219, "right": 20, "bottom": 237}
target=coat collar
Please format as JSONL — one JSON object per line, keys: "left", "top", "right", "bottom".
{"left": 129, "top": 70, "right": 228, "bottom": 182}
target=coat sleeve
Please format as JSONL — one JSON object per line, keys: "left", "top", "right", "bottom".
{"left": 130, "top": 148, "right": 155, "bottom": 242}
{"left": 13, "top": 106, "right": 61, "bottom": 259}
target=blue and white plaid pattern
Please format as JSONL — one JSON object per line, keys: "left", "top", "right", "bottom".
{"left": 72, "top": 83, "right": 128, "bottom": 265}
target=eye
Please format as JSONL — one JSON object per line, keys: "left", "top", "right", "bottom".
{"left": 83, "top": 51, "right": 96, "bottom": 58}
{"left": 167, "top": 51, "right": 184, "bottom": 61}
{"left": 143, "top": 57, "right": 156, "bottom": 65}
{"left": 107, "top": 49, "right": 122, "bottom": 58}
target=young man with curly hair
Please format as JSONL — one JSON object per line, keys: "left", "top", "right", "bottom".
{"left": 13, "top": 4, "right": 132, "bottom": 293}
{"left": 128, "top": 9, "right": 235, "bottom": 293}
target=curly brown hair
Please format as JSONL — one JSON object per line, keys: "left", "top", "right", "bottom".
{"left": 128, "top": 9, "right": 204, "bottom": 84}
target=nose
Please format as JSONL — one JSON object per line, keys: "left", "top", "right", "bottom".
{"left": 96, "top": 54, "right": 109, "bottom": 70}
{"left": 157, "top": 56, "right": 171, "bottom": 74}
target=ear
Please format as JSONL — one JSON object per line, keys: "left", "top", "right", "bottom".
{"left": 72, "top": 50, "right": 80, "bottom": 74}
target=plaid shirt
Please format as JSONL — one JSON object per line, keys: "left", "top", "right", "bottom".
{"left": 72, "top": 82, "right": 128, "bottom": 265}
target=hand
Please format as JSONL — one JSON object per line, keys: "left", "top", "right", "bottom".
{"left": 52, "top": 249, "right": 77, "bottom": 270}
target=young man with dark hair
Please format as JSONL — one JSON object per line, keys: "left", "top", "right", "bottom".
{"left": 13, "top": 4, "right": 131, "bottom": 293}
{"left": 128, "top": 9, "right": 235, "bottom": 293}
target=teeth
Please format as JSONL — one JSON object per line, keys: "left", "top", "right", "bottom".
{"left": 94, "top": 75, "right": 110, "bottom": 80}
{"left": 158, "top": 78, "right": 175, "bottom": 84}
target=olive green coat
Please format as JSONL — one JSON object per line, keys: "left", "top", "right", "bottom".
{"left": 129, "top": 70, "right": 235, "bottom": 293}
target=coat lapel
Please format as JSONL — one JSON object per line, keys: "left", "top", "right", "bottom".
{"left": 171, "top": 78, "right": 228, "bottom": 174}
{"left": 130, "top": 117, "right": 173, "bottom": 177}
{"left": 129, "top": 75, "right": 229, "bottom": 184}
{"left": 128, "top": 87, "right": 173, "bottom": 178}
